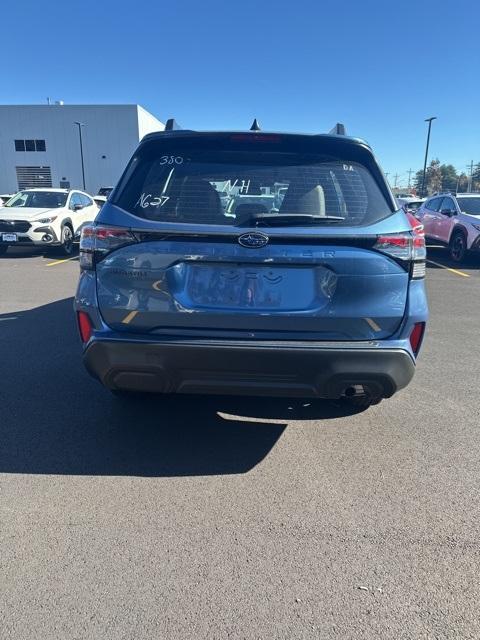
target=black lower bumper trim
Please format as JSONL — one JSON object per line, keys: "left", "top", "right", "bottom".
{"left": 83, "top": 339, "right": 416, "bottom": 399}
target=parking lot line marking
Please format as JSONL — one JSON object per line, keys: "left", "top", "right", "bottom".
{"left": 122, "top": 310, "right": 139, "bottom": 324}
{"left": 45, "top": 256, "right": 78, "bottom": 267}
{"left": 365, "top": 317, "right": 381, "bottom": 332}
{"left": 426, "top": 259, "right": 470, "bottom": 278}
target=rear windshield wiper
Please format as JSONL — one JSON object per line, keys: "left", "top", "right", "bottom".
{"left": 236, "top": 213, "right": 346, "bottom": 227}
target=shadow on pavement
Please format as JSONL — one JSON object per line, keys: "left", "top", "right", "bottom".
{"left": 0, "top": 298, "right": 359, "bottom": 477}
{"left": 0, "top": 246, "right": 46, "bottom": 259}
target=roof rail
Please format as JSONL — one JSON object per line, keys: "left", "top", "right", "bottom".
{"left": 328, "top": 123, "right": 347, "bottom": 136}
{"left": 164, "top": 118, "right": 182, "bottom": 131}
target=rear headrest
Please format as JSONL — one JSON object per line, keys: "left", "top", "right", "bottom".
{"left": 280, "top": 184, "right": 326, "bottom": 216}
{"left": 175, "top": 178, "right": 222, "bottom": 222}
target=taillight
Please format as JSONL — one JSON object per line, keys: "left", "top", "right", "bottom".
{"left": 374, "top": 233, "right": 411, "bottom": 260}
{"left": 79, "top": 224, "right": 137, "bottom": 270}
{"left": 77, "top": 311, "right": 93, "bottom": 343}
{"left": 409, "top": 322, "right": 425, "bottom": 355}
{"left": 408, "top": 213, "right": 426, "bottom": 279}
{"left": 373, "top": 214, "right": 426, "bottom": 279}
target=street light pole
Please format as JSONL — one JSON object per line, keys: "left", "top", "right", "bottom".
{"left": 421, "top": 117, "right": 437, "bottom": 197}
{"left": 74, "top": 122, "right": 86, "bottom": 190}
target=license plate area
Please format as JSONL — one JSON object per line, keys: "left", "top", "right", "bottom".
{"left": 2, "top": 233, "right": 17, "bottom": 242}
{"left": 173, "top": 263, "right": 337, "bottom": 311}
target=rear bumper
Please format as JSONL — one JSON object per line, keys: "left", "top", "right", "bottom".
{"left": 83, "top": 338, "right": 416, "bottom": 399}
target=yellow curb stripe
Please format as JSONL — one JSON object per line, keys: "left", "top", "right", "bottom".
{"left": 365, "top": 317, "right": 382, "bottom": 332}
{"left": 426, "top": 259, "right": 470, "bottom": 278}
{"left": 122, "top": 310, "right": 139, "bottom": 324}
{"left": 45, "top": 256, "right": 78, "bottom": 267}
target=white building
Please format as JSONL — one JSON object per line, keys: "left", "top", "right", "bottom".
{"left": 0, "top": 104, "right": 164, "bottom": 195}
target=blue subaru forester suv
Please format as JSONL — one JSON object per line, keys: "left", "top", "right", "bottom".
{"left": 75, "top": 121, "right": 428, "bottom": 408}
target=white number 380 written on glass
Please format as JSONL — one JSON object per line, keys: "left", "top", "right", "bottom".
{"left": 160, "top": 155, "right": 184, "bottom": 165}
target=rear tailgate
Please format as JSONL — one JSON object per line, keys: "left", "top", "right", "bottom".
{"left": 96, "top": 234, "right": 408, "bottom": 340}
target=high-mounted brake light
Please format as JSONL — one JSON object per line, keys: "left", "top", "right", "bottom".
{"left": 77, "top": 311, "right": 93, "bottom": 343}
{"left": 79, "top": 224, "right": 137, "bottom": 270}
{"left": 230, "top": 134, "right": 282, "bottom": 143}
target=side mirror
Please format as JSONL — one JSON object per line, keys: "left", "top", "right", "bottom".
{"left": 73, "top": 203, "right": 83, "bottom": 211}
{"left": 440, "top": 208, "right": 455, "bottom": 217}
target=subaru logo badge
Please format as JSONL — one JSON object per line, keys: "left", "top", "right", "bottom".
{"left": 238, "top": 232, "right": 269, "bottom": 249}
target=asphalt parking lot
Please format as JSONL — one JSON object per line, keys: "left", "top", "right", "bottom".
{"left": 1, "top": 245, "right": 479, "bottom": 639}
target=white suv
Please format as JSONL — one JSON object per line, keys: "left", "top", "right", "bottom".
{"left": 0, "top": 188, "right": 99, "bottom": 256}
{"left": 416, "top": 192, "right": 480, "bottom": 262}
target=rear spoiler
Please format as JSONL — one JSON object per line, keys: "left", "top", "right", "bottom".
{"left": 164, "top": 118, "right": 347, "bottom": 136}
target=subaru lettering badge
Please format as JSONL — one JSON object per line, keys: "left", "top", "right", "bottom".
{"left": 238, "top": 232, "right": 269, "bottom": 248}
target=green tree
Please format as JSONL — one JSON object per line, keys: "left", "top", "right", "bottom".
{"left": 440, "top": 164, "right": 458, "bottom": 192}
{"left": 414, "top": 169, "right": 425, "bottom": 195}
{"left": 457, "top": 172, "right": 469, "bottom": 192}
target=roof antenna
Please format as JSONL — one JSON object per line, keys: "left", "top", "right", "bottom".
{"left": 328, "top": 123, "right": 346, "bottom": 135}
{"left": 165, "top": 118, "right": 181, "bottom": 131}
{"left": 250, "top": 118, "right": 261, "bottom": 131}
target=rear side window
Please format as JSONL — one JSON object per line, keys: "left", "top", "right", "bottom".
{"left": 114, "top": 142, "right": 392, "bottom": 227}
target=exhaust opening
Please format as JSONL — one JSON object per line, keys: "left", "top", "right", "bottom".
{"left": 343, "top": 384, "right": 365, "bottom": 397}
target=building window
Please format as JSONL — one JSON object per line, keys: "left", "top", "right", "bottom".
{"left": 16, "top": 166, "right": 52, "bottom": 190}
{"left": 14, "top": 139, "right": 47, "bottom": 152}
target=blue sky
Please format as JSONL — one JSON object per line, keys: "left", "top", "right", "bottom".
{"left": 2, "top": 0, "right": 479, "bottom": 186}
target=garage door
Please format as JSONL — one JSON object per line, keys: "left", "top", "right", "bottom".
{"left": 16, "top": 166, "right": 52, "bottom": 190}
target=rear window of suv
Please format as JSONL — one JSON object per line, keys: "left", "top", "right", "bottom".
{"left": 114, "top": 139, "right": 393, "bottom": 227}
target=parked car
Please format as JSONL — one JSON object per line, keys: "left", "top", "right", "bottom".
{"left": 0, "top": 188, "right": 98, "bottom": 255}
{"left": 75, "top": 122, "right": 428, "bottom": 408}
{"left": 397, "top": 197, "right": 425, "bottom": 217}
{"left": 93, "top": 195, "right": 107, "bottom": 210}
{"left": 97, "top": 187, "right": 113, "bottom": 198}
{"left": 416, "top": 192, "right": 480, "bottom": 262}
{"left": 226, "top": 193, "right": 276, "bottom": 218}
{"left": 0, "top": 194, "right": 14, "bottom": 206}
